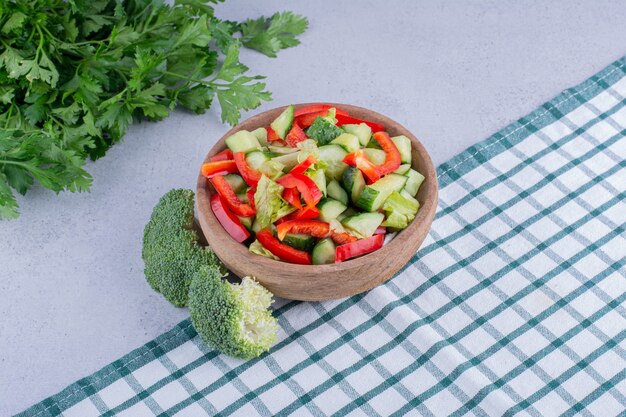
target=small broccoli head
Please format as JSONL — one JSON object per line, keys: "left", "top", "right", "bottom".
{"left": 189, "top": 265, "right": 279, "bottom": 359}
{"left": 142, "top": 189, "right": 219, "bottom": 307}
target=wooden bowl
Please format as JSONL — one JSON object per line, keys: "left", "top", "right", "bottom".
{"left": 197, "top": 103, "right": 438, "bottom": 301}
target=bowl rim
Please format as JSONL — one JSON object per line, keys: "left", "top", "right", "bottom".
{"left": 196, "top": 102, "right": 438, "bottom": 275}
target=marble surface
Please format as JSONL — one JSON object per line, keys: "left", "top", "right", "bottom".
{"left": 1, "top": 1, "right": 625, "bottom": 415}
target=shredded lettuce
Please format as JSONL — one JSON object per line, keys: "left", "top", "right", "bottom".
{"left": 249, "top": 239, "right": 280, "bottom": 260}
{"left": 296, "top": 139, "right": 319, "bottom": 162}
{"left": 259, "top": 160, "right": 285, "bottom": 180}
{"left": 305, "top": 168, "right": 326, "bottom": 196}
{"left": 322, "top": 107, "right": 338, "bottom": 124}
{"left": 254, "top": 175, "right": 296, "bottom": 229}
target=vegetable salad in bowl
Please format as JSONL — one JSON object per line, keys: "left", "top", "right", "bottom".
{"left": 202, "top": 104, "right": 425, "bottom": 265}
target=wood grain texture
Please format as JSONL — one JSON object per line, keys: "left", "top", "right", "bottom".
{"left": 196, "top": 103, "right": 438, "bottom": 301}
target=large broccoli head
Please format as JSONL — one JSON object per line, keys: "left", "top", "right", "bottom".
{"left": 143, "top": 189, "right": 278, "bottom": 358}
{"left": 142, "top": 189, "right": 220, "bottom": 307}
{"left": 189, "top": 265, "right": 279, "bottom": 359}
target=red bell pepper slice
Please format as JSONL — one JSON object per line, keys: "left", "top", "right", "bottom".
{"left": 282, "top": 205, "right": 320, "bottom": 221}
{"left": 285, "top": 122, "right": 308, "bottom": 147}
{"left": 335, "top": 234, "right": 385, "bottom": 262}
{"left": 374, "top": 226, "right": 387, "bottom": 235}
{"left": 343, "top": 133, "right": 401, "bottom": 182}
{"left": 267, "top": 126, "right": 287, "bottom": 145}
{"left": 276, "top": 220, "right": 330, "bottom": 241}
{"left": 256, "top": 229, "right": 312, "bottom": 265}
{"left": 343, "top": 149, "right": 381, "bottom": 184}
{"left": 331, "top": 232, "right": 358, "bottom": 245}
{"left": 294, "top": 106, "right": 350, "bottom": 128}
{"left": 294, "top": 112, "right": 324, "bottom": 129}
{"left": 201, "top": 160, "right": 238, "bottom": 178}
{"left": 210, "top": 175, "right": 255, "bottom": 217}
{"left": 336, "top": 114, "right": 385, "bottom": 132}
{"left": 210, "top": 193, "right": 250, "bottom": 243}
{"left": 289, "top": 154, "right": 317, "bottom": 175}
{"left": 276, "top": 220, "right": 358, "bottom": 245}
{"left": 282, "top": 187, "right": 302, "bottom": 209}
{"left": 294, "top": 104, "right": 349, "bottom": 118}
{"left": 233, "top": 152, "right": 262, "bottom": 188}
{"left": 276, "top": 173, "right": 323, "bottom": 207}
{"left": 247, "top": 188, "right": 256, "bottom": 210}
{"left": 267, "top": 126, "right": 283, "bottom": 142}
{"left": 372, "top": 131, "right": 402, "bottom": 175}
{"left": 209, "top": 148, "right": 234, "bottom": 162}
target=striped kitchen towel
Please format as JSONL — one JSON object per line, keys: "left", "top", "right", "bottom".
{"left": 18, "top": 57, "right": 626, "bottom": 417}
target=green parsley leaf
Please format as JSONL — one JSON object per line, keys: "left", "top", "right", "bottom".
{"left": 0, "top": 0, "right": 307, "bottom": 219}
{"left": 239, "top": 12, "right": 309, "bottom": 58}
{"left": 2, "top": 12, "right": 27, "bottom": 34}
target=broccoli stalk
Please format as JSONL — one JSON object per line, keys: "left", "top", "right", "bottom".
{"left": 142, "top": 189, "right": 278, "bottom": 358}
{"left": 189, "top": 266, "right": 279, "bottom": 359}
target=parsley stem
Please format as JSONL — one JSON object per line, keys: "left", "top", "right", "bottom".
{"left": 4, "top": 104, "right": 14, "bottom": 129}
{"left": 162, "top": 72, "right": 257, "bottom": 89}
{"left": 40, "top": 25, "right": 62, "bottom": 44}
{"left": 0, "top": 160, "right": 30, "bottom": 169}
{"left": 163, "top": 71, "right": 213, "bottom": 86}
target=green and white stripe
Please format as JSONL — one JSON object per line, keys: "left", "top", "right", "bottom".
{"left": 18, "top": 57, "right": 626, "bottom": 417}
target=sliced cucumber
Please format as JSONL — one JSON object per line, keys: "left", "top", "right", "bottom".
{"left": 318, "top": 144, "right": 347, "bottom": 162}
{"left": 326, "top": 179, "right": 349, "bottom": 205}
{"left": 391, "top": 135, "right": 412, "bottom": 164}
{"left": 245, "top": 151, "right": 270, "bottom": 170}
{"left": 381, "top": 191, "right": 420, "bottom": 230}
{"left": 331, "top": 133, "right": 360, "bottom": 153}
{"left": 356, "top": 173, "right": 408, "bottom": 212}
{"left": 394, "top": 164, "right": 411, "bottom": 175}
{"left": 223, "top": 174, "right": 246, "bottom": 193}
{"left": 237, "top": 215, "right": 253, "bottom": 231}
{"left": 251, "top": 127, "right": 268, "bottom": 145}
{"left": 366, "top": 136, "right": 382, "bottom": 149}
{"left": 306, "top": 168, "right": 327, "bottom": 196}
{"left": 364, "top": 148, "right": 386, "bottom": 165}
{"left": 342, "top": 123, "right": 372, "bottom": 147}
{"left": 400, "top": 188, "right": 420, "bottom": 206}
{"left": 312, "top": 238, "right": 336, "bottom": 265}
{"left": 318, "top": 144, "right": 348, "bottom": 180}
{"left": 268, "top": 144, "right": 299, "bottom": 154}
{"left": 342, "top": 212, "right": 385, "bottom": 238}
{"left": 317, "top": 198, "right": 347, "bottom": 222}
{"left": 337, "top": 206, "right": 357, "bottom": 222}
{"left": 272, "top": 152, "right": 300, "bottom": 171}
{"left": 341, "top": 166, "right": 366, "bottom": 204}
{"left": 404, "top": 169, "right": 425, "bottom": 197}
{"left": 307, "top": 117, "right": 343, "bottom": 145}
{"left": 271, "top": 105, "right": 294, "bottom": 139}
{"left": 283, "top": 233, "right": 316, "bottom": 252}
{"left": 225, "top": 130, "right": 261, "bottom": 154}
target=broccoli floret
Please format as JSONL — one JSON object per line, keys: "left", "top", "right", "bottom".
{"left": 189, "top": 265, "right": 279, "bottom": 359}
{"left": 142, "top": 189, "right": 220, "bottom": 307}
{"left": 143, "top": 189, "right": 279, "bottom": 358}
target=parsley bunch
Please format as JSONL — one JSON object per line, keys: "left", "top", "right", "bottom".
{"left": 0, "top": 0, "right": 308, "bottom": 219}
